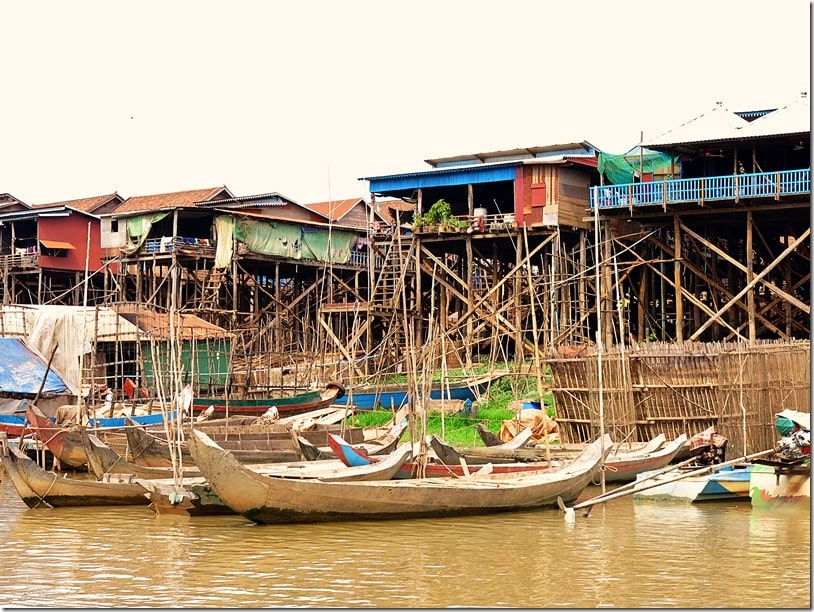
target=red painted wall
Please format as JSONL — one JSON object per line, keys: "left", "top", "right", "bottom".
{"left": 514, "top": 167, "right": 528, "bottom": 225}
{"left": 38, "top": 214, "right": 103, "bottom": 272}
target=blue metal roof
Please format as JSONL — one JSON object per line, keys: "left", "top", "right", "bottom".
{"left": 360, "top": 162, "right": 519, "bottom": 195}
{"left": 0, "top": 338, "right": 69, "bottom": 395}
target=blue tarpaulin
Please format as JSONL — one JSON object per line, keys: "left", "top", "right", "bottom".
{"left": 0, "top": 337, "right": 69, "bottom": 395}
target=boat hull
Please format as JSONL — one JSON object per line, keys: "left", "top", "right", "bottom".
{"left": 189, "top": 430, "right": 611, "bottom": 524}
{"left": 191, "top": 384, "right": 344, "bottom": 417}
{"left": 603, "top": 434, "right": 688, "bottom": 483}
{"left": 633, "top": 466, "right": 751, "bottom": 503}
{"left": 1, "top": 438, "right": 150, "bottom": 508}
{"left": 333, "top": 373, "right": 506, "bottom": 410}
{"left": 749, "top": 464, "right": 811, "bottom": 510}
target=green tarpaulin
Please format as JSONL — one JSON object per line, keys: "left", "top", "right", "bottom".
{"left": 229, "top": 217, "right": 358, "bottom": 264}
{"left": 598, "top": 146, "right": 675, "bottom": 185}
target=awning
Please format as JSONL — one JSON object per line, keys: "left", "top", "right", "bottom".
{"left": 39, "top": 239, "right": 76, "bottom": 249}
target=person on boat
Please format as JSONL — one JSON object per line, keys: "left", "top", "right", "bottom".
{"left": 773, "top": 410, "right": 810, "bottom": 461}
{"left": 687, "top": 428, "right": 728, "bottom": 465}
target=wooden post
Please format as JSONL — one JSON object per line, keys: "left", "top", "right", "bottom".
{"left": 673, "top": 215, "right": 684, "bottom": 342}
{"left": 746, "top": 211, "right": 756, "bottom": 343}
{"left": 514, "top": 231, "right": 523, "bottom": 366}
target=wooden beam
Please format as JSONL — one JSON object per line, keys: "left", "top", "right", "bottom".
{"left": 690, "top": 228, "right": 811, "bottom": 340}
{"left": 681, "top": 223, "right": 808, "bottom": 312}
{"left": 673, "top": 215, "right": 684, "bottom": 342}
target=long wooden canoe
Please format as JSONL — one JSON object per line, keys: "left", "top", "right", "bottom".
{"left": 191, "top": 382, "right": 345, "bottom": 418}
{"left": 81, "top": 428, "right": 203, "bottom": 480}
{"left": 1, "top": 435, "right": 150, "bottom": 508}
{"left": 603, "top": 433, "right": 688, "bottom": 483}
{"left": 188, "top": 429, "right": 612, "bottom": 524}
{"left": 138, "top": 442, "right": 413, "bottom": 516}
{"left": 328, "top": 432, "right": 561, "bottom": 479}
{"left": 332, "top": 371, "right": 507, "bottom": 410}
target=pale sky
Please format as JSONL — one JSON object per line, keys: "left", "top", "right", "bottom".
{"left": 2, "top": 0, "right": 810, "bottom": 206}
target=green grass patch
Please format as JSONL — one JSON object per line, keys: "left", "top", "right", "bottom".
{"left": 346, "top": 360, "right": 558, "bottom": 446}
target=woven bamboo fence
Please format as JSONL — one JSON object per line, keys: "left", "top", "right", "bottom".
{"left": 547, "top": 340, "right": 810, "bottom": 455}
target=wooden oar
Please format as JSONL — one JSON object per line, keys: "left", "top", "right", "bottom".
{"left": 580, "top": 454, "right": 703, "bottom": 517}
{"left": 557, "top": 448, "right": 775, "bottom": 522}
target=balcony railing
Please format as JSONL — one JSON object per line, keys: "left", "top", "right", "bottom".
{"left": 142, "top": 236, "right": 215, "bottom": 255}
{"left": 413, "top": 213, "right": 516, "bottom": 235}
{"left": 1, "top": 251, "right": 40, "bottom": 270}
{"left": 590, "top": 168, "right": 810, "bottom": 210}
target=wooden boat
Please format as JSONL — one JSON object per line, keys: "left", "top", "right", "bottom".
{"left": 0, "top": 433, "right": 150, "bottom": 508}
{"left": 0, "top": 412, "right": 27, "bottom": 437}
{"left": 436, "top": 432, "right": 687, "bottom": 483}
{"left": 427, "top": 433, "right": 575, "bottom": 465}
{"left": 603, "top": 433, "right": 688, "bottom": 483}
{"left": 137, "top": 477, "right": 235, "bottom": 516}
{"left": 190, "top": 382, "right": 345, "bottom": 418}
{"left": 328, "top": 432, "right": 561, "bottom": 479}
{"left": 632, "top": 464, "right": 752, "bottom": 503}
{"left": 477, "top": 426, "right": 534, "bottom": 450}
{"left": 124, "top": 420, "right": 306, "bottom": 467}
{"left": 81, "top": 427, "right": 203, "bottom": 480}
{"left": 25, "top": 403, "right": 91, "bottom": 469}
{"left": 295, "top": 416, "right": 409, "bottom": 461}
{"left": 23, "top": 403, "right": 187, "bottom": 469}
{"left": 332, "top": 371, "right": 508, "bottom": 410}
{"left": 0, "top": 433, "right": 41, "bottom": 504}
{"left": 139, "top": 441, "right": 414, "bottom": 516}
{"left": 187, "top": 429, "right": 613, "bottom": 524}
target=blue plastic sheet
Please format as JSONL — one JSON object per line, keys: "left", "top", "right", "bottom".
{"left": 0, "top": 337, "right": 69, "bottom": 395}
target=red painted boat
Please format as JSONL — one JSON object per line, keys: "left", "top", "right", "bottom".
{"left": 328, "top": 433, "right": 560, "bottom": 479}
{"left": 25, "top": 403, "right": 89, "bottom": 469}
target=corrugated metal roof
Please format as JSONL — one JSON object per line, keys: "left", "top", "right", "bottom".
{"left": 644, "top": 104, "right": 751, "bottom": 147}
{"left": 363, "top": 162, "right": 519, "bottom": 195}
{"left": 644, "top": 97, "right": 809, "bottom": 148}
{"left": 208, "top": 207, "right": 358, "bottom": 232}
{"left": 424, "top": 141, "right": 596, "bottom": 168}
{"left": 739, "top": 94, "right": 810, "bottom": 138}
{"left": 361, "top": 160, "right": 519, "bottom": 182}
{"left": 116, "top": 309, "right": 232, "bottom": 340}
{"left": 0, "top": 205, "right": 90, "bottom": 222}
{"left": 193, "top": 192, "right": 297, "bottom": 208}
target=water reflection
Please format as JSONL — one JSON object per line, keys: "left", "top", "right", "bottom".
{"left": 0, "top": 475, "right": 809, "bottom": 607}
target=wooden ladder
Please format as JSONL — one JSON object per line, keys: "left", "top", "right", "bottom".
{"left": 370, "top": 237, "right": 414, "bottom": 311}
{"left": 200, "top": 268, "right": 227, "bottom": 309}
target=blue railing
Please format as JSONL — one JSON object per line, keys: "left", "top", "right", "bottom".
{"left": 590, "top": 168, "right": 810, "bottom": 210}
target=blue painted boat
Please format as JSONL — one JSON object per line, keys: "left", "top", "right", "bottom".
{"left": 633, "top": 465, "right": 751, "bottom": 503}
{"left": 88, "top": 410, "right": 181, "bottom": 429}
{"left": 0, "top": 407, "right": 180, "bottom": 437}
{"left": 0, "top": 413, "right": 27, "bottom": 437}
{"left": 333, "top": 371, "right": 507, "bottom": 410}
